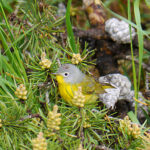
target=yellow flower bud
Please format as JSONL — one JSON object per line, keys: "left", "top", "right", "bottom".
{"left": 119, "top": 116, "right": 141, "bottom": 139}
{"left": 46, "top": 105, "right": 61, "bottom": 137}
{"left": 15, "top": 84, "right": 27, "bottom": 100}
{"left": 71, "top": 53, "right": 82, "bottom": 64}
{"left": 72, "top": 87, "right": 85, "bottom": 107}
{"left": 39, "top": 52, "right": 52, "bottom": 69}
{"left": 32, "top": 132, "right": 47, "bottom": 150}
{"left": 132, "top": 124, "right": 141, "bottom": 138}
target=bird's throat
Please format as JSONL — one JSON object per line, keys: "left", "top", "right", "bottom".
{"left": 56, "top": 75, "right": 65, "bottom": 84}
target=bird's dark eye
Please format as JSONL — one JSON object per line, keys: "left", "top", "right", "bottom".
{"left": 64, "top": 72, "right": 69, "bottom": 77}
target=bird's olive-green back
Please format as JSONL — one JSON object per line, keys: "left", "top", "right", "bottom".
{"left": 81, "top": 75, "right": 106, "bottom": 95}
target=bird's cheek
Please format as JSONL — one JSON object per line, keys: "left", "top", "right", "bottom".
{"left": 56, "top": 75, "right": 64, "bottom": 84}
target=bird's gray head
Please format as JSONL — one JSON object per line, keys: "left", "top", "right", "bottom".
{"left": 56, "top": 64, "right": 85, "bottom": 84}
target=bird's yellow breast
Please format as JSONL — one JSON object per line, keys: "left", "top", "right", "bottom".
{"left": 56, "top": 75, "right": 98, "bottom": 105}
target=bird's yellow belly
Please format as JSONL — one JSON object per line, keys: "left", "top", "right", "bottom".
{"left": 58, "top": 83, "right": 77, "bottom": 104}
{"left": 58, "top": 83, "right": 98, "bottom": 105}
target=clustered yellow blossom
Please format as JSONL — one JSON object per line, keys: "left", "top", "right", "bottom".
{"left": 72, "top": 87, "right": 85, "bottom": 107}
{"left": 39, "top": 52, "right": 52, "bottom": 69}
{"left": 32, "top": 132, "right": 47, "bottom": 150}
{"left": 0, "top": 119, "right": 2, "bottom": 128}
{"left": 46, "top": 105, "right": 61, "bottom": 137}
{"left": 15, "top": 84, "right": 27, "bottom": 100}
{"left": 77, "top": 143, "right": 86, "bottom": 150}
{"left": 119, "top": 116, "right": 141, "bottom": 138}
{"left": 71, "top": 53, "right": 82, "bottom": 64}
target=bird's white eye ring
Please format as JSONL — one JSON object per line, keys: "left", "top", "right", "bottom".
{"left": 64, "top": 72, "right": 69, "bottom": 77}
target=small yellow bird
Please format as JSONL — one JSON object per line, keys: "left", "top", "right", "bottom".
{"left": 55, "top": 64, "right": 111, "bottom": 105}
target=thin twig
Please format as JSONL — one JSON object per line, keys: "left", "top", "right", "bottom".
{"left": 45, "top": 90, "right": 50, "bottom": 104}
{"left": 36, "top": 82, "right": 51, "bottom": 88}
{"left": 57, "top": 58, "right": 61, "bottom": 67}
{"left": 73, "top": 27, "right": 107, "bottom": 40}
{"left": 73, "top": 27, "right": 150, "bottom": 52}
{"left": 126, "top": 55, "right": 150, "bottom": 72}
{"left": 134, "top": 97, "right": 148, "bottom": 106}
{"left": 116, "top": 55, "right": 150, "bottom": 72}
{"left": 19, "top": 114, "right": 42, "bottom": 121}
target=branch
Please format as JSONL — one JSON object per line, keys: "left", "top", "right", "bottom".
{"left": 19, "top": 114, "right": 42, "bottom": 121}
{"left": 116, "top": 55, "right": 150, "bottom": 72}
{"left": 73, "top": 27, "right": 108, "bottom": 40}
{"left": 73, "top": 27, "right": 150, "bottom": 52}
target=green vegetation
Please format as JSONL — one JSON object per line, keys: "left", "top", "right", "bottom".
{"left": 0, "top": 0, "right": 150, "bottom": 149}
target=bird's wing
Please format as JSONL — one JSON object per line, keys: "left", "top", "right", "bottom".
{"left": 81, "top": 76, "right": 106, "bottom": 95}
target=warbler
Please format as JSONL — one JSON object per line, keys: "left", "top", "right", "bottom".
{"left": 55, "top": 64, "right": 111, "bottom": 105}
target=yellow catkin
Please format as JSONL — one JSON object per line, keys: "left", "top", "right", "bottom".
{"left": 71, "top": 53, "right": 82, "bottom": 64}
{"left": 132, "top": 124, "right": 141, "bottom": 138}
{"left": 72, "top": 87, "right": 85, "bottom": 107}
{"left": 46, "top": 105, "right": 61, "bottom": 137}
{"left": 119, "top": 116, "right": 141, "bottom": 139}
{"left": 14, "top": 84, "right": 27, "bottom": 100}
{"left": 39, "top": 52, "right": 52, "bottom": 69}
{"left": 32, "top": 132, "right": 47, "bottom": 150}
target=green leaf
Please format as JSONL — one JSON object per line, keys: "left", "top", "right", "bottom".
{"left": 0, "top": 77, "right": 14, "bottom": 99}
{"left": 128, "top": 0, "right": 138, "bottom": 115}
{"left": 66, "top": 0, "right": 77, "bottom": 53}
{"left": 127, "top": 111, "right": 140, "bottom": 125}
{"left": 0, "top": 0, "right": 13, "bottom": 13}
